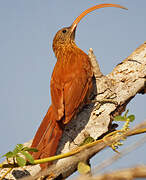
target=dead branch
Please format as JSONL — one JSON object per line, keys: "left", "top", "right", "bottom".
{"left": 0, "top": 42, "right": 145, "bottom": 179}
{"left": 20, "top": 122, "right": 146, "bottom": 180}
{"left": 78, "top": 165, "right": 146, "bottom": 180}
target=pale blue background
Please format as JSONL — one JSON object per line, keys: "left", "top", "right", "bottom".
{"left": 0, "top": 0, "right": 146, "bottom": 178}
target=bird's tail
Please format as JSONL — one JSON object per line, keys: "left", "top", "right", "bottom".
{"left": 31, "top": 105, "right": 63, "bottom": 169}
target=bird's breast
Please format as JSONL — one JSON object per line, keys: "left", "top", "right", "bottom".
{"left": 51, "top": 46, "right": 92, "bottom": 86}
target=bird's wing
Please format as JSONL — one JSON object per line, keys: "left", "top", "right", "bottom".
{"left": 63, "top": 67, "right": 92, "bottom": 124}
{"left": 51, "top": 50, "right": 93, "bottom": 124}
{"left": 50, "top": 77, "right": 64, "bottom": 121}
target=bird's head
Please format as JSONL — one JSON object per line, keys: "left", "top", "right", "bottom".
{"left": 52, "top": 3, "right": 128, "bottom": 53}
{"left": 52, "top": 26, "right": 76, "bottom": 52}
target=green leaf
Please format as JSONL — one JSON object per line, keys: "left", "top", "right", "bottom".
{"left": 21, "top": 151, "right": 34, "bottom": 164}
{"left": 16, "top": 144, "right": 24, "bottom": 150}
{"left": 79, "top": 137, "right": 94, "bottom": 146}
{"left": 13, "top": 144, "right": 24, "bottom": 156}
{"left": 22, "top": 147, "right": 38, "bottom": 152}
{"left": 16, "top": 155, "right": 26, "bottom": 167}
{"left": 128, "top": 115, "right": 135, "bottom": 122}
{"left": 114, "top": 116, "right": 125, "bottom": 121}
{"left": 1, "top": 151, "right": 14, "bottom": 158}
{"left": 78, "top": 162, "right": 91, "bottom": 175}
{"left": 13, "top": 147, "right": 20, "bottom": 156}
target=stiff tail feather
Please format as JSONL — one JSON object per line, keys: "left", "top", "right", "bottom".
{"left": 31, "top": 105, "right": 63, "bottom": 169}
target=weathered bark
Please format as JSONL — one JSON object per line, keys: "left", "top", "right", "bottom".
{"left": 56, "top": 41, "right": 146, "bottom": 158}
{"left": 0, "top": 42, "right": 146, "bottom": 180}
{"left": 77, "top": 165, "right": 146, "bottom": 180}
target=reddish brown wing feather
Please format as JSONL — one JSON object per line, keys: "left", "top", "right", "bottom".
{"left": 63, "top": 74, "right": 91, "bottom": 124}
{"left": 31, "top": 105, "right": 63, "bottom": 166}
{"left": 31, "top": 106, "right": 53, "bottom": 149}
{"left": 51, "top": 47, "right": 93, "bottom": 124}
{"left": 38, "top": 117, "right": 62, "bottom": 169}
{"left": 50, "top": 77, "right": 64, "bottom": 121}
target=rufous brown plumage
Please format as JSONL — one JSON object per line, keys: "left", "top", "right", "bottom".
{"left": 31, "top": 3, "right": 127, "bottom": 169}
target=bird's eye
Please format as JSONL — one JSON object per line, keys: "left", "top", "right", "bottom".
{"left": 62, "top": 29, "right": 67, "bottom": 33}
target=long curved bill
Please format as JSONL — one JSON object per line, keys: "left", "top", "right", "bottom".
{"left": 71, "top": 3, "right": 128, "bottom": 32}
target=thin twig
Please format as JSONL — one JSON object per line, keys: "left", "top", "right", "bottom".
{"left": 0, "top": 122, "right": 146, "bottom": 170}
{"left": 78, "top": 165, "right": 146, "bottom": 180}
{"left": 0, "top": 168, "right": 12, "bottom": 180}
{"left": 93, "top": 134, "right": 146, "bottom": 174}
{"left": 21, "top": 121, "right": 146, "bottom": 180}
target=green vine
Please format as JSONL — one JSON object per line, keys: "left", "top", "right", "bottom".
{"left": 1, "top": 144, "right": 38, "bottom": 167}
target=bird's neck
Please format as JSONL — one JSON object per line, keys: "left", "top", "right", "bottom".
{"left": 53, "top": 41, "right": 78, "bottom": 61}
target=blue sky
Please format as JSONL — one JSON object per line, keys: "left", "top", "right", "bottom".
{"left": 0, "top": 0, "right": 146, "bottom": 178}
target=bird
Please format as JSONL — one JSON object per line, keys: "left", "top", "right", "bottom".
{"left": 31, "top": 4, "right": 127, "bottom": 169}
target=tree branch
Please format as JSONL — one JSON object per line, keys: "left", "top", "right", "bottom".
{"left": 78, "top": 165, "right": 146, "bottom": 180}
{"left": 56, "top": 41, "right": 146, "bottom": 161}
{"left": 22, "top": 121, "right": 146, "bottom": 180}
{"left": 0, "top": 42, "right": 145, "bottom": 179}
